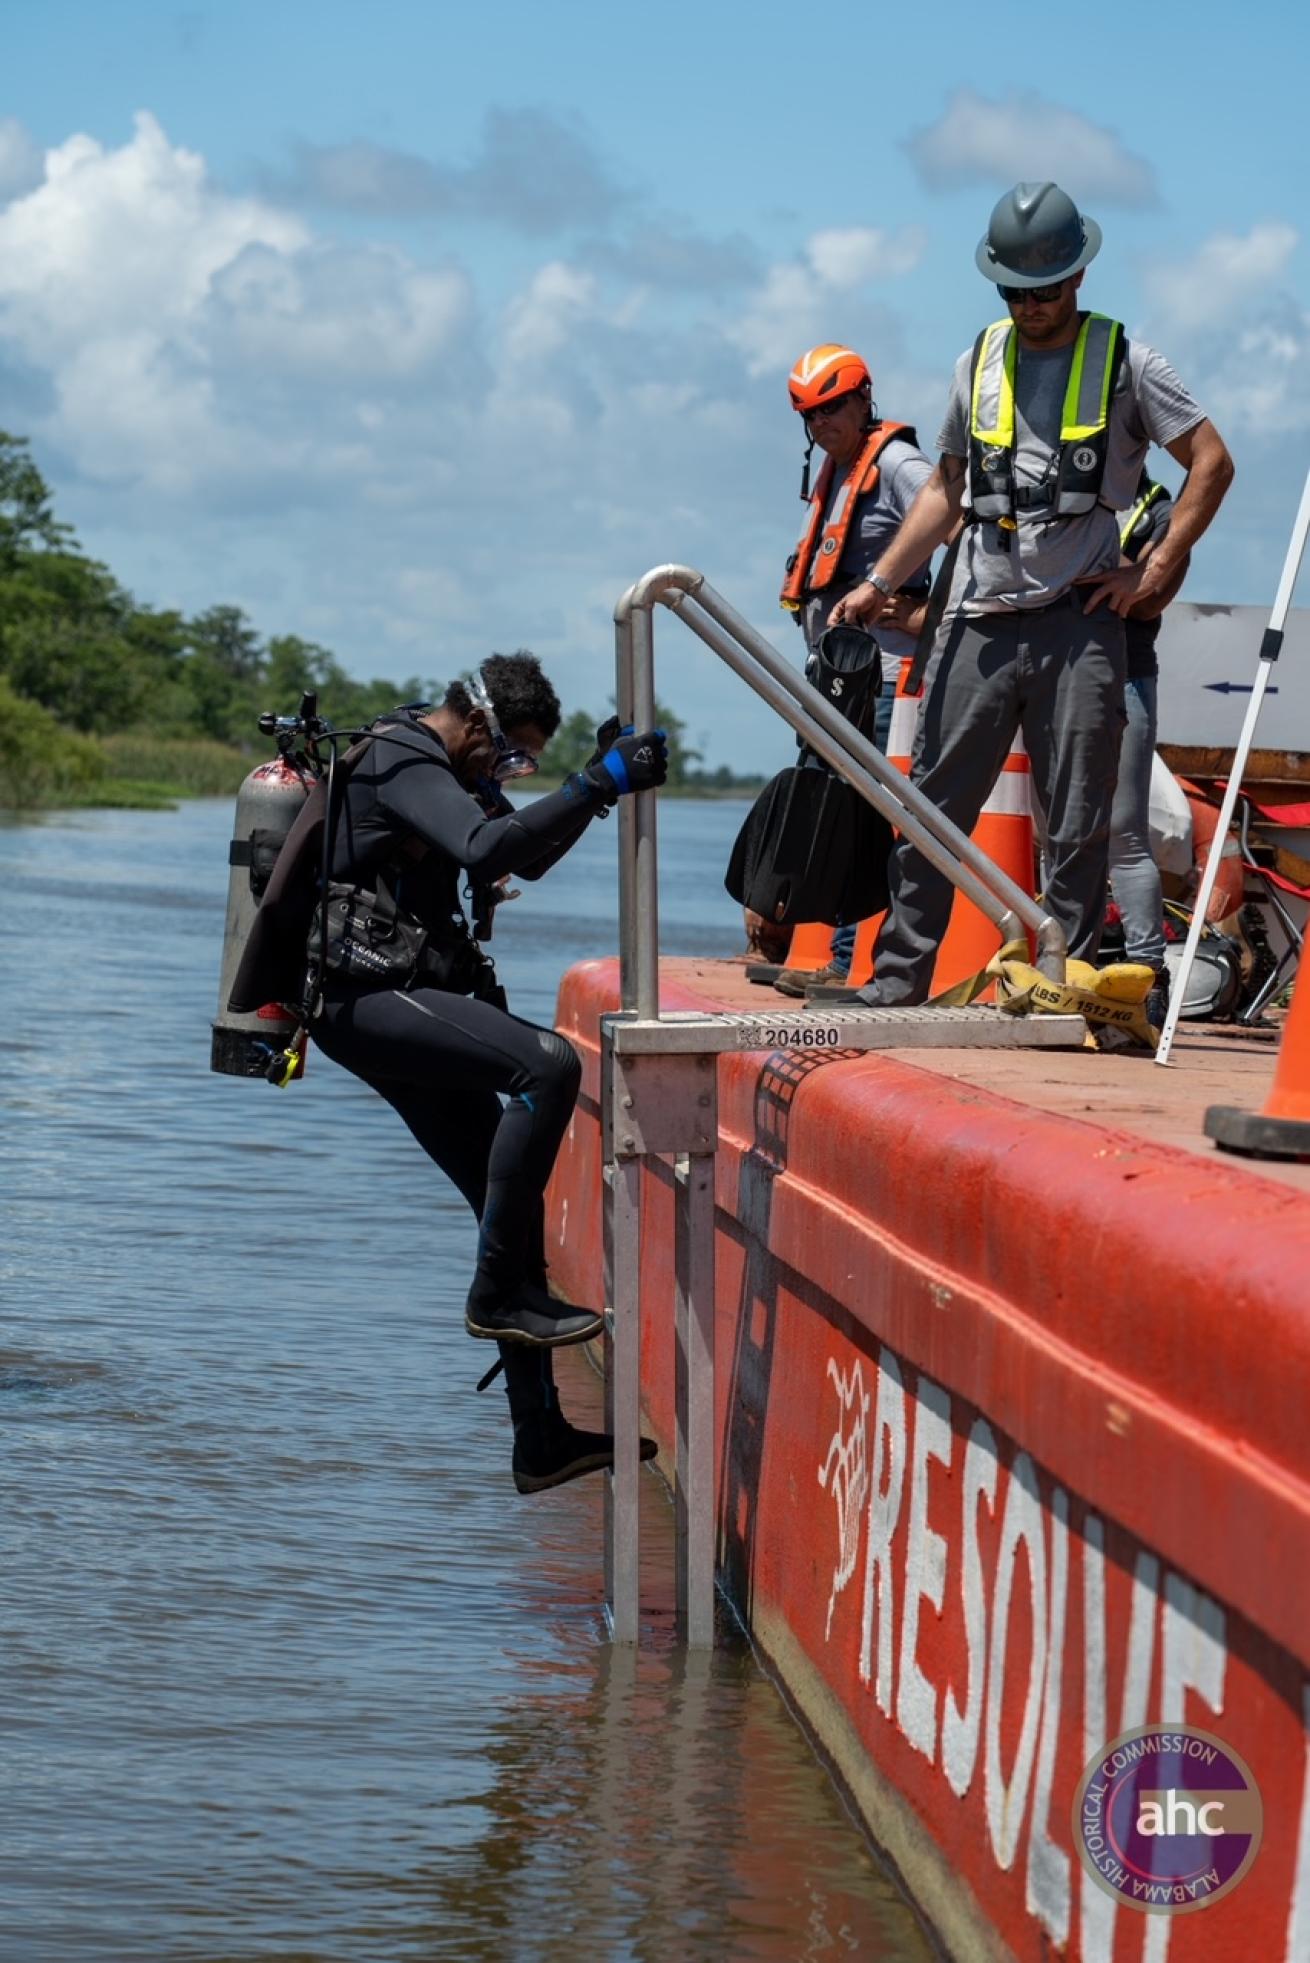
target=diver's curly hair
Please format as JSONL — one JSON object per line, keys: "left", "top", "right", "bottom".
{"left": 444, "top": 650, "right": 561, "bottom": 739}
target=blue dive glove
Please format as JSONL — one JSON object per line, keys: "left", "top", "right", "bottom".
{"left": 565, "top": 728, "right": 668, "bottom": 806}
{"left": 586, "top": 715, "right": 624, "bottom": 767}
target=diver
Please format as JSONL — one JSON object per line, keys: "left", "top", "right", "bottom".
{"left": 299, "top": 652, "right": 667, "bottom": 1493}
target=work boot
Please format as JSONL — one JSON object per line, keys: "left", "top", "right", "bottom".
{"left": 512, "top": 1410, "right": 658, "bottom": 1494}
{"left": 466, "top": 1281, "right": 605, "bottom": 1348}
{"left": 773, "top": 960, "right": 849, "bottom": 998}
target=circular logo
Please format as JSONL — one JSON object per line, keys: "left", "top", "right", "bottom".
{"left": 820, "top": 537, "right": 838, "bottom": 555}
{"left": 1072, "top": 444, "right": 1099, "bottom": 473}
{"left": 1072, "top": 1726, "right": 1262, "bottom": 1916}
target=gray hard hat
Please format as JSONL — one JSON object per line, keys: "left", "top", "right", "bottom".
{"left": 975, "top": 181, "right": 1102, "bottom": 287}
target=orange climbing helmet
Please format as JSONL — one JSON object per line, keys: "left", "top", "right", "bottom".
{"left": 787, "top": 344, "right": 871, "bottom": 414}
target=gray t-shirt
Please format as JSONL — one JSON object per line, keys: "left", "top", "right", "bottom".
{"left": 801, "top": 434, "right": 934, "bottom": 682}
{"left": 936, "top": 333, "right": 1204, "bottom": 611}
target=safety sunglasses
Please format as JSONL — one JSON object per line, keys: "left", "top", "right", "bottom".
{"left": 804, "top": 394, "right": 856, "bottom": 423}
{"left": 999, "top": 280, "right": 1067, "bottom": 306}
{"left": 468, "top": 670, "right": 540, "bottom": 782}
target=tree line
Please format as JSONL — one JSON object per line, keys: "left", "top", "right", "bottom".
{"left": 0, "top": 430, "right": 756, "bottom": 807}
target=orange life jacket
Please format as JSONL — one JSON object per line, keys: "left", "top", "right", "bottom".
{"left": 779, "top": 421, "right": 914, "bottom": 611}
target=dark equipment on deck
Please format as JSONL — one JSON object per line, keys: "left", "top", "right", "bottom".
{"left": 724, "top": 626, "right": 893, "bottom": 927}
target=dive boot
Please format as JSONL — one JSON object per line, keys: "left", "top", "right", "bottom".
{"left": 513, "top": 1412, "right": 658, "bottom": 1495}
{"left": 466, "top": 1282, "right": 605, "bottom": 1349}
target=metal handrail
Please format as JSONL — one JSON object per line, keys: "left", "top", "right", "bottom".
{"left": 613, "top": 564, "right": 1066, "bottom": 1015}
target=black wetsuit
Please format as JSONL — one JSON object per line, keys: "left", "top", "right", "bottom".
{"left": 308, "top": 713, "right": 599, "bottom": 1417}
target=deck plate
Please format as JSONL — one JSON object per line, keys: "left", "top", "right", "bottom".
{"left": 607, "top": 1005, "right": 1089, "bottom": 1056}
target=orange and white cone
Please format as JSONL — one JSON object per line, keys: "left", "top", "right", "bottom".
{"left": 783, "top": 920, "right": 835, "bottom": 972}
{"left": 930, "top": 733, "right": 1036, "bottom": 998}
{"left": 1206, "top": 936, "right": 1310, "bottom": 1159}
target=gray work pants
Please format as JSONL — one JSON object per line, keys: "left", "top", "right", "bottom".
{"left": 872, "top": 598, "right": 1126, "bottom": 1004}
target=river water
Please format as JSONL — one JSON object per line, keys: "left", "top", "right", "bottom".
{"left": 0, "top": 794, "right": 930, "bottom": 1962}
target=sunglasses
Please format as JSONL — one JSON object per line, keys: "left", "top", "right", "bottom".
{"left": 804, "top": 393, "right": 857, "bottom": 423}
{"left": 999, "top": 281, "right": 1068, "bottom": 306}
{"left": 468, "top": 671, "right": 540, "bottom": 782}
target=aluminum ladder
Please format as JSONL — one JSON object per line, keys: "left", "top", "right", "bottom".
{"left": 601, "top": 566, "right": 1086, "bottom": 1646}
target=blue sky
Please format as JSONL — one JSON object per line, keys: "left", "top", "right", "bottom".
{"left": 2, "top": 1, "right": 1305, "bottom": 767}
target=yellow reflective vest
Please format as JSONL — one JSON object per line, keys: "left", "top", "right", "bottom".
{"left": 968, "top": 312, "right": 1126, "bottom": 524}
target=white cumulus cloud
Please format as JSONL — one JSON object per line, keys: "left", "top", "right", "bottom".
{"left": 727, "top": 227, "right": 925, "bottom": 376}
{"left": 905, "top": 90, "right": 1158, "bottom": 208}
{"left": 807, "top": 226, "right": 925, "bottom": 288}
{"left": 1136, "top": 222, "right": 1310, "bottom": 438}
{"left": 0, "top": 116, "right": 42, "bottom": 203}
{"left": 502, "top": 261, "right": 598, "bottom": 365}
{"left": 0, "top": 112, "right": 307, "bottom": 357}
{"left": 1142, "top": 221, "right": 1299, "bottom": 333}
{"left": 211, "top": 242, "right": 470, "bottom": 379}
{"left": 0, "top": 113, "right": 472, "bottom": 490}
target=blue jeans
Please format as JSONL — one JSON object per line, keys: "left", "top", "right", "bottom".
{"left": 831, "top": 686, "right": 895, "bottom": 973}
{"left": 1108, "top": 674, "right": 1165, "bottom": 969}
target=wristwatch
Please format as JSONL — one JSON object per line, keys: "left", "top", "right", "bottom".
{"left": 869, "top": 573, "right": 894, "bottom": 598}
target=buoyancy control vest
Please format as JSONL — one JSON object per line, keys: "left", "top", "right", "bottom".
{"left": 227, "top": 725, "right": 487, "bottom": 1018}
{"left": 780, "top": 421, "right": 916, "bottom": 609}
{"left": 968, "top": 313, "right": 1126, "bottom": 523}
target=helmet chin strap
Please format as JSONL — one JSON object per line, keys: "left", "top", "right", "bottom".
{"left": 799, "top": 432, "right": 816, "bottom": 502}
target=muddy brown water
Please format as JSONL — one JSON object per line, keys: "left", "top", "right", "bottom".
{"left": 0, "top": 797, "right": 931, "bottom": 1961}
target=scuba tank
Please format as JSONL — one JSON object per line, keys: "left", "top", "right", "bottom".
{"left": 211, "top": 699, "right": 320, "bottom": 1081}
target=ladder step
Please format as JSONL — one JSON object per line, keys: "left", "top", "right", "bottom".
{"left": 609, "top": 1006, "right": 1088, "bottom": 1055}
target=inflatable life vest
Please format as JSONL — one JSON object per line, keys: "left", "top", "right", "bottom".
{"left": 1120, "top": 474, "right": 1169, "bottom": 555}
{"left": 780, "top": 422, "right": 915, "bottom": 610}
{"left": 969, "top": 313, "right": 1126, "bottom": 523}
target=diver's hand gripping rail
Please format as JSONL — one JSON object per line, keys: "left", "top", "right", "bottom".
{"left": 613, "top": 564, "right": 1066, "bottom": 1017}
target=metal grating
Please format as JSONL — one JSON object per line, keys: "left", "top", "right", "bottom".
{"left": 608, "top": 1005, "right": 1089, "bottom": 1056}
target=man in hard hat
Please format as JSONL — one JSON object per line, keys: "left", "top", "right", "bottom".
{"left": 820, "top": 182, "right": 1233, "bottom": 1007}
{"left": 774, "top": 344, "right": 933, "bottom": 993}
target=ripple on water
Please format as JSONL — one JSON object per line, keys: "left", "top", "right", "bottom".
{"left": 0, "top": 799, "right": 931, "bottom": 1962}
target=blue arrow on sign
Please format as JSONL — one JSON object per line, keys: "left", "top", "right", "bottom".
{"left": 1204, "top": 681, "right": 1280, "bottom": 695}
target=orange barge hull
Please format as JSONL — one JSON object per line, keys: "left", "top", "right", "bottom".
{"left": 548, "top": 956, "right": 1310, "bottom": 1962}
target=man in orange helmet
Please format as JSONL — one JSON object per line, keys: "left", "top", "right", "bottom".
{"left": 774, "top": 344, "right": 934, "bottom": 993}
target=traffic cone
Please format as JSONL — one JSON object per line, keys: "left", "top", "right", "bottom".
{"left": 930, "top": 732, "right": 1036, "bottom": 998}
{"left": 1205, "top": 940, "right": 1310, "bottom": 1159}
{"left": 783, "top": 920, "right": 835, "bottom": 971}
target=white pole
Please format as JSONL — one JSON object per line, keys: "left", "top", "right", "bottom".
{"left": 1156, "top": 461, "right": 1310, "bottom": 1066}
